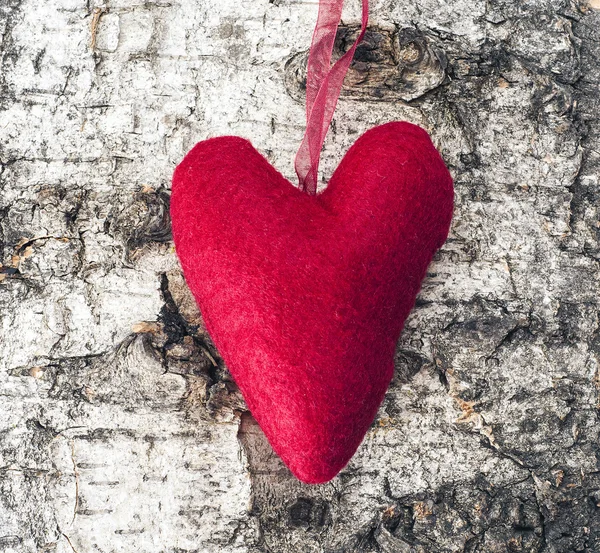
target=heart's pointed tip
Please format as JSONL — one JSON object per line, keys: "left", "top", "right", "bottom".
{"left": 242, "top": 416, "right": 364, "bottom": 485}
{"left": 287, "top": 459, "right": 346, "bottom": 485}
{"left": 294, "top": 472, "right": 337, "bottom": 485}
{"left": 255, "top": 416, "right": 362, "bottom": 485}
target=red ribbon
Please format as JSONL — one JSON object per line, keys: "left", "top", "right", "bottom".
{"left": 295, "top": 0, "right": 369, "bottom": 195}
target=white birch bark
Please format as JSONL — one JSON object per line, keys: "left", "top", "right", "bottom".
{"left": 1, "top": 0, "right": 600, "bottom": 551}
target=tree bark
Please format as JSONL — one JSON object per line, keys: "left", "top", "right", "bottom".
{"left": 1, "top": 0, "right": 600, "bottom": 551}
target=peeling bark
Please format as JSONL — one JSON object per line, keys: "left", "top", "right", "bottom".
{"left": 1, "top": 0, "right": 600, "bottom": 552}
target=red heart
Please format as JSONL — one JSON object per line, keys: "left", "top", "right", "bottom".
{"left": 171, "top": 122, "right": 453, "bottom": 483}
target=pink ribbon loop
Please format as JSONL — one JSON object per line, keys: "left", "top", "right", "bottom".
{"left": 295, "top": 0, "right": 369, "bottom": 195}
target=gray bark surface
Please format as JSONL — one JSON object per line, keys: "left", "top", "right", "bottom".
{"left": 1, "top": 0, "right": 600, "bottom": 551}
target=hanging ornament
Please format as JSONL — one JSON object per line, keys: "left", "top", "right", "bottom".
{"left": 170, "top": 0, "right": 454, "bottom": 484}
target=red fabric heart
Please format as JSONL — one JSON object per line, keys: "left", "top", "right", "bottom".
{"left": 171, "top": 121, "right": 453, "bottom": 483}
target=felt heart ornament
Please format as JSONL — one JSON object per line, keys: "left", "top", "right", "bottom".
{"left": 171, "top": 122, "right": 453, "bottom": 483}
{"left": 170, "top": 0, "right": 454, "bottom": 484}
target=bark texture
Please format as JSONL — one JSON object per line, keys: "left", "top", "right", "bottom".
{"left": 1, "top": 0, "right": 600, "bottom": 551}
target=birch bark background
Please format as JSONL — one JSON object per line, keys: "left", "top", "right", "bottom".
{"left": 1, "top": 0, "right": 600, "bottom": 551}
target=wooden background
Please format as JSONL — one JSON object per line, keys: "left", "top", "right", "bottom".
{"left": 1, "top": 0, "right": 600, "bottom": 551}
